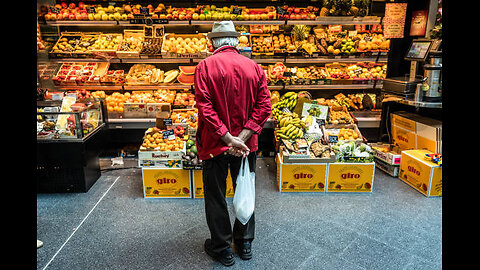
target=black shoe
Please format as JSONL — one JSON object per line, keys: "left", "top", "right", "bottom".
{"left": 204, "top": 239, "right": 235, "bottom": 267}
{"left": 235, "top": 241, "right": 252, "bottom": 260}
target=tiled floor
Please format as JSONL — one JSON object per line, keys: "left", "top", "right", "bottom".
{"left": 37, "top": 158, "right": 442, "bottom": 270}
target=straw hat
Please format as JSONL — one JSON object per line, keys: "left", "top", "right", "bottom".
{"left": 207, "top": 21, "right": 240, "bottom": 39}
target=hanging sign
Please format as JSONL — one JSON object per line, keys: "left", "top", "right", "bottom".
{"left": 409, "top": 10, "right": 428, "bottom": 36}
{"left": 383, "top": 3, "right": 408, "bottom": 38}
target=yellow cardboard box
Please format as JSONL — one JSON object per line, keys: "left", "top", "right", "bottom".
{"left": 391, "top": 112, "right": 442, "bottom": 153}
{"left": 142, "top": 167, "right": 192, "bottom": 198}
{"left": 398, "top": 149, "right": 442, "bottom": 197}
{"left": 276, "top": 153, "right": 327, "bottom": 192}
{"left": 326, "top": 163, "right": 375, "bottom": 192}
{"left": 192, "top": 169, "right": 235, "bottom": 199}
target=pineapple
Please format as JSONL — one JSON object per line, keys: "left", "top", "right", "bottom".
{"left": 320, "top": 7, "right": 329, "bottom": 16}
{"left": 292, "top": 25, "right": 311, "bottom": 42}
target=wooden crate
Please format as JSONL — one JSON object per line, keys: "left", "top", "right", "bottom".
{"left": 91, "top": 33, "right": 123, "bottom": 59}
{"left": 161, "top": 33, "right": 208, "bottom": 58}
{"left": 116, "top": 29, "right": 144, "bottom": 59}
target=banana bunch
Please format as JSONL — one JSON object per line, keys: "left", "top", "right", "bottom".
{"left": 271, "top": 92, "right": 298, "bottom": 120}
{"left": 275, "top": 112, "right": 306, "bottom": 140}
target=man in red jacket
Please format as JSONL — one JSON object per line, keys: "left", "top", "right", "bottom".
{"left": 194, "top": 21, "right": 271, "bottom": 266}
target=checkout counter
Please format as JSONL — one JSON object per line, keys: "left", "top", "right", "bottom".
{"left": 379, "top": 38, "right": 442, "bottom": 142}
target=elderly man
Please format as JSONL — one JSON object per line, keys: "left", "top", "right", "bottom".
{"left": 194, "top": 21, "right": 271, "bottom": 266}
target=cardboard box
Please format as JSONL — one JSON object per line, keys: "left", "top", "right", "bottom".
{"left": 374, "top": 158, "right": 399, "bottom": 177}
{"left": 369, "top": 143, "right": 401, "bottom": 165}
{"left": 391, "top": 112, "right": 442, "bottom": 153}
{"left": 276, "top": 153, "right": 327, "bottom": 192}
{"left": 138, "top": 141, "right": 186, "bottom": 161}
{"left": 147, "top": 103, "right": 171, "bottom": 118}
{"left": 192, "top": 169, "right": 235, "bottom": 199}
{"left": 124, "top": 103, "right": 147, "bottom": 118}
{"left": 142, "top": 167, "right": 192, "bottom": 198}
{"left": 398, "top": 149, "right": 442, "bottom": 197}
{"left": 326, "top": 162, "right": 375, "bottom": 192}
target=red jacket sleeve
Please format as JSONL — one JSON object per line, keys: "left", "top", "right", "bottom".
{"left": 194, "top": 61, "right": 229, "bottom": 139}
{"left": 243, "top": 64, "right": 272, "bottom": 134}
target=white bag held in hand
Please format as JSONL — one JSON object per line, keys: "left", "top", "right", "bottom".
{"left": 233, "top": 158, "right": 255, "bottom": 225}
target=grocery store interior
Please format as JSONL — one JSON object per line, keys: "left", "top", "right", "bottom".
{"left": 36, "top": 0, "right": 443, "bottom": 269}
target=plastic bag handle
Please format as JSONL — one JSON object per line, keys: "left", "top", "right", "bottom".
{"left": 240, "top": 157, "right": 246, "bottom": 177}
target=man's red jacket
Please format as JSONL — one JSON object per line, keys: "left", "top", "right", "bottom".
{"left": 194, "top": 46, "right": 272, "bottom": 160}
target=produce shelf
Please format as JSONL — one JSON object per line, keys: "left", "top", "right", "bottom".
{"left": 46, "top": 17, "right": 382, "bottom": 27}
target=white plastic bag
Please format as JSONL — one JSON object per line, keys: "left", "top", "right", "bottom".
{"left": 233, "top": 158, "right": 255, "bottom": 225}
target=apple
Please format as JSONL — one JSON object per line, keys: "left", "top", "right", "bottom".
{"left": 192, "top": 13, "right": 199, "bottom": 20}
{"left": 78, "top": 2, "right": 85, "bottom": 9}
{"left": 295, "top": 14, "right": 302, "bottom": 20}
{"left": 294, "top": 8, "right": 301, "bottom": 14}
{"left": 127, "top": 14, "right": 134, "bottom": 19}
{"left": 309, "top": 14, "right": 316, "bottom": 20}
{"left": 81, "top": 13, "right": 88, "bottom": 20}
{"left": 166, "top": 14, "right": 173, "bottom": 20}
{"left": 152, "top": 13, "right": 159, "bottom": 19}
{"left": 108, "top": 14, "right": 115, "bottom": 21}
{"left": 93, "top": 13, "right": 101, "bottom": 20}
{"left": 44, "top": 13, "right": 52, "bottom": 20}
{"left": 61, "top": 2, "right": 67, "bottom": 9}
{"left": 284, "top": 14, "right": 289, "bottom": 20}
{"left": 301, "top": 14, "right": 307, "bottom": 20}
{"left": 68, "top": 14, "right": 75, "bottom": 20}
{"left": 101, "top": 14, "right": 109, "bottom": 21}
{"left": 69, "top": 3, "right": 76, "bottom": 9}
{"left": 62, "top": 12, "right": 69, "bottom": 20}
{"left": 186, "top": 13, "right": 192, "bottom": 20}
{"left": 124, "top": 5, "right": 132, "bottom": 13}
{"left": 159, "top": 14, "right": 166, "bottom": 19}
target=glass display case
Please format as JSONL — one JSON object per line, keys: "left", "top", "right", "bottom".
{"left": 37, "top": 98, "right": 105, "bottom": 141}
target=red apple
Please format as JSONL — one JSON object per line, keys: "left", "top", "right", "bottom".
{"left": 75, "top": 13, "right": 82, "bottom": 20}
{"left": 185, "top": 13, "right": 192, "bottom": 20}
{"left": 68, "top": 3, "right": 76, "bottom": 9}
{"left": 295, "top": 14, "right": 302, "bottom": 20}
{"left": 78, "top": 2, "right": 85, "bottom": 9}
{"left": 166, "top": 14, "right": 173, "bottom": 20}
{"left": 284, "top": 14, "right": 289, "bottom": 20}
{"left": 81, "top": 13, "right": 88, "bottom": 20}
{"left": 294, "top": 8, "right": 301, "bottom": 14}
{"left": 44, "top": 13, "right": 52, "bottom": 20}
{"left": 152, "top": 13, "right": 159, "bottom": 19}
{"left": 309, "top": 14, "right": 316, "bottom": 20}
{"left": 301, "top": 14, "right": 307, "bottom": 20}
{"left": 61, "top": 2, "right": 67, "bottom": 9}
{"left": 69, "top": 14, "right": 75, "bottom": 20}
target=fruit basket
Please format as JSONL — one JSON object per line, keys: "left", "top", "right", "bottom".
{"left": 117, "top": 30, "right": 144, "bottom": 59}
{"left": 125, "top": 64, "right": 163, "bottom": 85}
{"left": 100, "top": 69, "right": 125, "bottom": 85}
{"left": 140, "top": 37, "right": 163, "bottom": 57}
{"left": 91, "top": 33, "right": 123, "bottom": 59}
{"left": 251, "top": 34, "right": 274, "bottom": 56}
{"left": 49, "top": 32, "right": 84, "bottom": 58}
{"left": 161, "top": 33, "right": 208, "bottom": 58}
{"left": 71, "top": 33, "right": 100, "bottom": 58}
{"left": 325, "top": 63, "right": 353, "bottom": 85}
{"left": 326, "top": 105, "right": 354, "bottom": 125}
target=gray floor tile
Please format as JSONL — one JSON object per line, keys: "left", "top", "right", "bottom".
{"left": 37, "top": 158, "right": 442, "bottom": 270}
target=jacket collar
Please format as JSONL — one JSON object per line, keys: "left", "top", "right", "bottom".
{"left": 212, "top": 45, "right": 240, "bottom": 55}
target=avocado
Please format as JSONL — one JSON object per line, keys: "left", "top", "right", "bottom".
{"left": 362, "top": 94, "right": 374, "bottom": 110}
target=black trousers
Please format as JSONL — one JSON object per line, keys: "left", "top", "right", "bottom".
{"left": 202, "top": 151, "right": 256, "bottom": 254}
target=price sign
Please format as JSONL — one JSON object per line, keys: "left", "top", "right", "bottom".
{"left": 86, "top": 6, "right": 96, "bottom": 14}
{"left": 276, "top": 6, "right": 287, "bottom": 16}
{"left": 328, "top": 135, "right": 339, "bottom": 143}
{"left": 282, "top": 72, "right": 293, "bottom": 77}
{"left": 140, "top": 7, "right": 150, "bottom": 15}
{"left": 49, "top": 6, "right": 60, "bottom": 14}
{"left": 232, "top": 7, "right": 243, "bottom": 15}
{"left": 162, "top": 129, "right": 175, "bottom": 140}
{"left": 163, "top": 118, "right": 173, "bottom": 126}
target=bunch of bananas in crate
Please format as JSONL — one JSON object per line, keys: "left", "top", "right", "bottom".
{"left": 271, "top": 92, "right": 297, "bottom": 119}
{"left": 275, "top": 112, "right": 306, "bottom": 140}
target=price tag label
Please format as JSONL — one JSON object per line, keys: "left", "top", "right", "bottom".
{"left": 140, "top": 7, "right": 150, "bottom": 15}
{"left": 282, "top": 72, "right": 293, "bottom": 77}
{"left": 163, "top": 119, "right": 172, "bottom": 126}
{"left": 162, "top": 129, "right": 175, "bottom": 140}
{"left": 49, "top": 7, "right": 60, "bottom": 14}
{"left": 328, "top": 135, "right": 338, "bottom": 143}
{"left": 86, "top": 6, "right": 96, "bottom": 14}
{"left": 232, "top": 7, "right": 243, "bottom": 15}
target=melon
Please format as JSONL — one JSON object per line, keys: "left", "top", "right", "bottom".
{"left": 179, "top": 66, "right": 196, "bottom": 75}
{"left": 177, "top": 72, "right": 195, "bottom": 85}
{"left": 163, "top": 69, "right": 179, "bottom": 83}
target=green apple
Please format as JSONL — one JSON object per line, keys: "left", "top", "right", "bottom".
{"left": 205, "top": 13, "right": 212, "bottom": 20}
{"left": 101, "top": 14, "right": 109, "bottom": 21}
{"left": 88, "top": 13, "right": 94, "bottom": 20}
{"left": 199, "top": 14, "right": 205, "bottom": 20}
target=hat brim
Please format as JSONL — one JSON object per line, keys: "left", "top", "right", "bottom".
{"left": 207, "top": 31, "right": 241, "bottom": 39}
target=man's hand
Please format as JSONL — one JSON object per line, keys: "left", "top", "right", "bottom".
{"left": 221, "top": 132, "right": 250, "bottom": 157}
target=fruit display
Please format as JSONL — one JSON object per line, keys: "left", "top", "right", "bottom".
{"left": 271, "top": 92, "right": 298, "bottom": 120}
{"left": 170, "top": 109, "right": 198, "bottom": 129}
{"left": 118, "top": 35, "right": 144, "bottom": 54}
{"left": 320, "top": 0, "right": 371, "bottom": 17}
{"left": 162, "top": 34, "right": 208, "bottom": 55}
{"left": 327, "top": 105, "right": 354, "bottom": 124}
{"left": 92, "top": 34, "right": 122, "bottom": 52}
{"left": 325, "top": 127, "right": 360, "bottom": 141}
{"left": 141, "top": 127, "right": 185, "bottom": 151}
{"left": 177, "top": 66, "right": 195, "bottom": 85}
{"left": 91, "top": 91, "right": 106, "bottom": 99}
{"left": 125, "top": 64, "right": 164, "bottom": 85}
{"left": 52, "top": 62, "right": 109, "bottom": 86}
{"left": 272, "top": 33, "right": 295, "bottom": 52}
{"left": 182, "top": 139, "right": 200, "bottom": 167}
{"left": 276, "top": 6, "right": 318, "bottom": 20}
{"left": 346, "top": 63, "right": 387, "bottom": 80}
{"left": 140, "top": 38, "right": 163, "bottom": 56}
{"left": 153, "top": 89, "right": 176, "bottom": 103}
{"left": 173, "top": 92, "right": 195, "bottom": 107}
{"left": 251, "top": 35, "right": 274, "bottom": 55}
{"left": 275, "top": 112, "right": 307, "bottom": 140}
{"left": 100, "top": 70, "right": 125, "bottom": 85}
{"left": 331, "top": 141, "right": 374, "bottom": 163}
